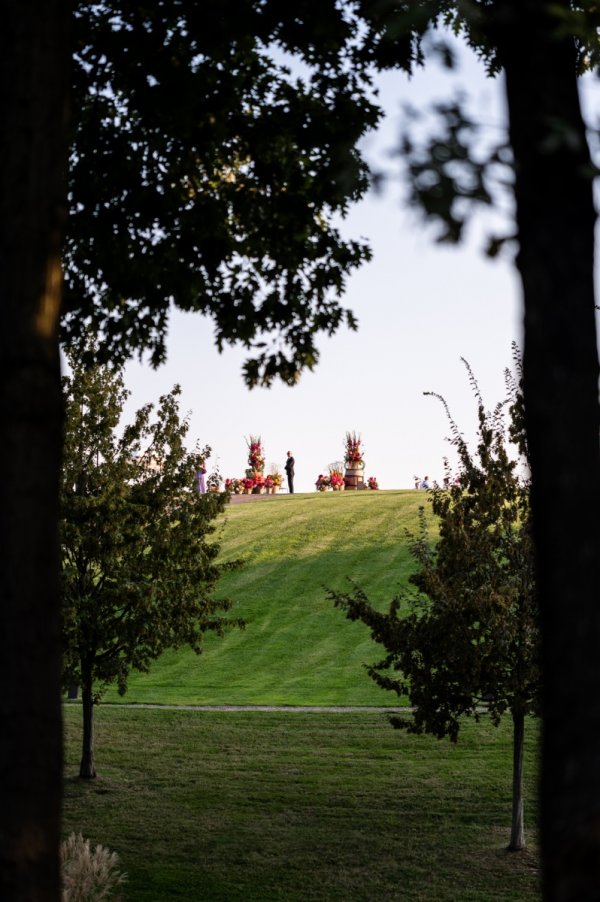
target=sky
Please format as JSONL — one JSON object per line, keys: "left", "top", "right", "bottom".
{"left": 118, "top": 34, "right": 596, "bottom": 494}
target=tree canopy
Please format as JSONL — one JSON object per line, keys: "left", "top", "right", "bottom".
{"left": 64, "top": 0, "right": 380, "bottom": 386}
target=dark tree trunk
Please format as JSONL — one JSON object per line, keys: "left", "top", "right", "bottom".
{"left": 79, "top": 666, "right": 97, "bottom": 780}
{"left": 0, "top": 3, "right": 69, "bottom": 899}
{"left": 509, "top": 709, "right": 525, "bottom": 851}
{"left": 497, "top": 1, "right": 600, "bottom": 897}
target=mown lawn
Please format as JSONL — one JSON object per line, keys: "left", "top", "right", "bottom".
{"left": 63, "top": 706, "right": 540, "bottom": 901}
{"left": 104, "top": 491, "right": 431, "bottom": 706}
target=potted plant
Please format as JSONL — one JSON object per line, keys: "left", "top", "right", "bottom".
{"left": 268, "top": 466, "right": 283, "bottom": 493}
{"left": 315, "top": 474, "right": 331, "bottom": 491}
{"left": 328, "top": 462, "right": 345, "bottom": 491}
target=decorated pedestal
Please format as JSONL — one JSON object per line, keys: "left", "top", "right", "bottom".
{"left": 344, "top": 461, "right": 364, "bottom": 490}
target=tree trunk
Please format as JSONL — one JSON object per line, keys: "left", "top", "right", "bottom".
{"left": 509, "top": 709, "right": 525, "bottom": 851}
{"left": 79, "top": 667, "right": 97, "bottom": 780}
{"left": 497, "top": 1, "right": 600, "bottom": 897}
{"left": 0, "top": 3, "right": 69, "bottom": 900}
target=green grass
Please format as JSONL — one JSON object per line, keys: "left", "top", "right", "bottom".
{"left": 105, "top": 491, "right": 429, "bottom": 706}
{"left": 63, "top": 706, "right": 540, "bottom": 901}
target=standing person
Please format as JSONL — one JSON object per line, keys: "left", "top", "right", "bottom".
{"left": 285, "top": 450, "right": 295, "bottom": 494}
{"left": 196, "top": 459, "right": 207, "bottom": 494}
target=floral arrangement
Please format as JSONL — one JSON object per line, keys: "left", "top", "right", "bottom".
{"left": 344, "top": 431, "right": 364, "bottom": 466}
{"left": 269, "top": 470, "right": 283, "bottom": 488}
{"left": 330, "top": 472, "right": 345, "bottom": 490}
{"left": 315, "top": 474, "right": 331, "bottom": 491}
{"left": 268, "top": 465, "right": 283, "bottom": 488}
{"left": 246, "top": 435, "right": 265, "bottom": 474}
{"left": 222, "top": 442, "right": 283, "bottom": 495}
{"left": 367, "top": 476, "right": 379, "bottom": 490}
{"left": 327, "top": 462, "right": 345, "bottom": 491}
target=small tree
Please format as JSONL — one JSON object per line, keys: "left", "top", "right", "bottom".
{"left": 61, "top": 354, "right": 241, "bottom": 778}
{"left": 331, "top": 352, "right": 539, "bottom": 850}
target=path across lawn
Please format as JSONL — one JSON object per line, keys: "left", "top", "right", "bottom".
{"left": 97, "top": 702, "right": 412, "bottom": 713}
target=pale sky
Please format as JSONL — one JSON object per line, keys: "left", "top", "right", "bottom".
{"left": 118, "top": 34, "right": 598, "bottom": 493}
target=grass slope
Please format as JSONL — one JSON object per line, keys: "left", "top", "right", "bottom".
{"left": 63, "top": 707, "right": 540, "bottom": 901}
{"left": 105, "top": 490, "right": 428, "bottom": 706}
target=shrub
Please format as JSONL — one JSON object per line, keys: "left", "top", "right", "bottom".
{"left": 61, "top": 833, "right": 126, "bottom": 901}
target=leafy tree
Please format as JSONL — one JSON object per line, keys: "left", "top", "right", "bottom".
{"left": 2, "top": 5, "right": 377, "bottom": 890}
{"left": 61, "top": 354, "right": 241, "bottom": 778}
{"left": 65, "top": 0, "right": 380, "bottom": 386}
{"left": 351, "top": 3, "right": 600, "bottom": 893}
{"left": 331, "top": 355, "right": 539, "bottom": 850}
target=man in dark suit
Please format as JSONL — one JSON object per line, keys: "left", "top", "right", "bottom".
{"left": 285, "top": 450, "right": 295, "bottom": 494}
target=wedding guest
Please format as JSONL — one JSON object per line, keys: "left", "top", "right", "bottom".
{"left": 285, "top": 450, "right": 295, "bottom": 494}
{"left": 196, "top": 459, "right": 207, "bottom": 494}
{"left": 420, "top": 475, "right": 430, "bottom": 489}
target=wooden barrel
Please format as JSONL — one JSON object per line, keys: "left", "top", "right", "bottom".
{"left": 344, "top": 467, "right": 364, "bottom": 490}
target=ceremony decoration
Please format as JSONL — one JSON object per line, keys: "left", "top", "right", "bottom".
{"left": 246, "top": 435, "right": 265, "bottom": 475}
{"left": 344, "top": 431, "right": 365, "bottom": 489}
{"left": 344, "top": 431, "right": 364, "bottom": 467}
{"left": 268, "top": 467, "right": 283, "bottom": 492}
{"left": 221, "top": 443, "right": 283, "bottom": 496}
{"left": 367, "top": 476, "right": 379, "bottom": 490}
{"left": 328, "top": 463, "right": 345, "bottom": 491}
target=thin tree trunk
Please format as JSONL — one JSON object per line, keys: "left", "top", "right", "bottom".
{"left": 509, "top": 709, "right": 525, "bottom": 851}
{"left": 497, "top": 1, "right": 600, "bottom": 897}
{"left": 79, "top": 667, "right": 97, "bottom": 780}
{"left": 0, "top": 3, "right": 69, "bottom": 899}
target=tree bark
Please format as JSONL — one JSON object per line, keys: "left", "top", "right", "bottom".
{"left": 509, "top": 709, "right": 525, "bottom": 851}
{"left": 497, "top": 1, "right": 600, "bottom": 897}
{"left": 79, "top": 667, "right": 97, "bottom": 780}
{"left": 0, "top": 3, "right": 69, "bottom": 899}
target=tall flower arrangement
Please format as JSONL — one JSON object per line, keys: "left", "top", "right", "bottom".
{"left": 246, "top": 435, "right": 265, "bottom": 475}
{"left": 344, "top": 431, "right": 364, "bottom": 466}
{"left": 223, "top": 439, "right": 282, "bottom": 494}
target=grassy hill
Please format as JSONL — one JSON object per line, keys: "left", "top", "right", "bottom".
{"left": 104, "top": 490, "right": 432, "bottom": 706}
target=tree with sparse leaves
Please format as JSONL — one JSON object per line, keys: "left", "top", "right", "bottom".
{"left": 61, "top": 353, "right": 241, "bottom": 779}
{"left": 331, "top": 354, "right": 538, "bottom": 850}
